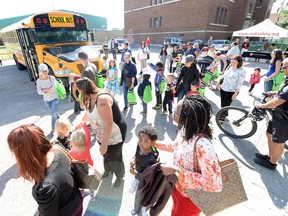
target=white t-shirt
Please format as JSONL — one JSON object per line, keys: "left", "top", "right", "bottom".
{"left": 138, "top": 47, "right": 150, "bottom": 60}
{"left": 227, "top": 46, "right": 240, "bottom": 59}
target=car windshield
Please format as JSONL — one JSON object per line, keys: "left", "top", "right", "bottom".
{"left": 213, "top": 41, "right": 224, "bottom": 44}
{"left": 36, "top": 28, "right": 88, "bottom": 44}
{"left": 164, "top": 38, "right": 172, "bottom": 42}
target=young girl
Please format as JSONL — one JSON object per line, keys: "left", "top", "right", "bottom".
{"left": 55, "top": 117, "right": 72, "bottom": 150}
{"left": 159, "top": 46, "right": 168, "bottom": 70}
{"left": 186, "top": 80, "right": 200, "bottom": 96}
{"left": 249, "top": 67, "right": 264, "bottom": 95}
{"left": 162, "top": 74, "right": 176, "bottom": 115}
{"left": 69, "top": 122, "right": 95, "bottom": 200}
{"left": 106, "top": 59, "right": 119, "bottom": 96}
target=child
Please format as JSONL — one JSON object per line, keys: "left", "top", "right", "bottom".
{"left": 147, "top": 62, "right": 164, "bottom": 110}
{"left": 69, "top": 122, "right": 95, "bottom": 200}
{"left": 70, "top": 74, "right": 83, "bottom": 114}
{"left": 54, "top": 117, "right": 72, "bottom": 150}
{"left": 186, "top": 79, "right": 200, "bottom": 96}
{"left": 162, "top": 73, "right": 176, "bottom": 115}
{"left": 249, "top": 67, "right": 263, "bottom": 95}
{"left": 105, "top": 59, "right": 120, "bottom": 96}
{"left": 130, "top": 126, "right": 159, "bottom": 216}
{"left": 137, "top": 68, "right": 152, "bottom": 115}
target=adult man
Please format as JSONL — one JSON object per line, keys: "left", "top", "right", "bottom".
{"left": 226, "top": 41, "right": 240, "bottom": 59}
{"left": 120, "top": 52, "right": 137, "bottom": 112}
{"left": 78, "top": 51, "right": 98, "bottom": 86}
{"left": 185, "top": 42, "right": 199, "bottom": 58}
{"left": 254, "top": 58, "right": 288, "bottom": 170}
{"left": 111, "top": 38, "right": 118, "bottom": 60}
{"left": 207, "top": 36, "right": 214, "bottom": 47}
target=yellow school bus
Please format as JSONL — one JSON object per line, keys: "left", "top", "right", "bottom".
{"left": 1, "top": 11, "right": 103, "bottom": 86}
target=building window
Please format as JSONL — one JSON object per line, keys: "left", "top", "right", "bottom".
{"left": 215, "top": 7, "right": 220, "bottom": 23}
{"left": 150, "top": 18, "right": 152, "bottom": 28}
{"left": 223, "top": 9, "right": 228, "bottom": 24}
{"left": 257, "top": 0, "right": 263, "bottom": 7}
{"left": 219, "top": 8, "right": 224, "bottom": 24}
{"left": 159, "top": 16, "right": 162, "bottom": 27}
{"left": 248, "top": 3, "right": 253, "bottom": 14}
{"left": 153, "top": 17, "right": 159, "bottom": 27}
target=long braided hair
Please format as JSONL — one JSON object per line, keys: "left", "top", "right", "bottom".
{"left": 178, "top": 95, "right": 213, "bottom": 140}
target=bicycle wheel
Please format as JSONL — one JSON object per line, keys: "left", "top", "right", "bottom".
{"left": 215, "top": 106, "right": 257, "bottom": 139}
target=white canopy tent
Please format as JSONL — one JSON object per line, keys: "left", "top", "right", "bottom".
{"left": 232, "top": 19, "right": 288, "bottom": 38}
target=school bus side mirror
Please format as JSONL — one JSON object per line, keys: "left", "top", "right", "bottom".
{"left": 28, "top": 28, "right": 38, "bottom": 43}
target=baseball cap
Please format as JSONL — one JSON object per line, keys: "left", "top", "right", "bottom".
{"left": 38, "top": 64, "right": 48, "bottom": 72}
{"left": 185, "top": 55, "right": 195, "bottom": 63}
{"left": 142, "top": 68, "right": 150, "bottom": 76}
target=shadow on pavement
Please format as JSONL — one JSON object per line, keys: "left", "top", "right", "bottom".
{"left": 84, "top": 175, "right": 124, "bottom": 216}
{"left": 0, "top": 163, "right": 19, "bottom": 196}
{"left": 124, "top": 106, "right": 136, "bottom": 143}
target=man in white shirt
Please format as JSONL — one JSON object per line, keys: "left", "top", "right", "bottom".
{"left": 137, "top": 42, "right": 150, "bottom": 75}
{"left": 226, "top": 41, "right": 240, "bottom": 59}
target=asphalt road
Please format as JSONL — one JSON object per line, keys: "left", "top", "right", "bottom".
{"left": 0, "top": 48, "right": 287, "bottom": 216}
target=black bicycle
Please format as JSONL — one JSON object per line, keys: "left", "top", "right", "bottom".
{"left": 215, "top": 93, "right": 272, "bottom": 139}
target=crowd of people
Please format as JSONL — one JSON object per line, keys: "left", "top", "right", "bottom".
{"left": 6, "top": 36, "right": 288, "bottom": 216}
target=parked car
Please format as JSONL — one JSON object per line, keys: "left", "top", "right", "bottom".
{"left": 163, "top": 37, "right": 183, "bottom": 47}
{"left": 107, "top": 39, "right": 128, "bottom": 52}
{"left": 213, "top": 39, "right": 231, "bottom": 53}
{"left": 182, "top": 39, "right": 207, "bottom": 50}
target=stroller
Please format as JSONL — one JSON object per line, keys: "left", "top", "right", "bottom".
{"left": 197, "top": 55, "right": 214, "bottom": 96}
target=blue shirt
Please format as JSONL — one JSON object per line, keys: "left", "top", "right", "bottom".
{"left": 121, "top": 48, "right": 132, "bottom": 62}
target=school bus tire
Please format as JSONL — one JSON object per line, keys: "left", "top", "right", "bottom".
{"left": 13, "top": 55, "right": 26, "bottom": 71}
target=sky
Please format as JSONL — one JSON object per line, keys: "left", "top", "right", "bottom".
{"left": 0, "top": 0, "right": 124, "bottom": 29}
{"left": 271, "top": 0, "right": 288, "bottom": 13}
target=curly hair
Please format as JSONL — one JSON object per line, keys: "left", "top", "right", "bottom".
{"left": 138, "top": 125, "right": 158, "bottom": 142}
{"left": 178, "top": 95, "right": 213, "bottom": 140}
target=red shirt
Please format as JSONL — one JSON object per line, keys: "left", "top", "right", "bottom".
{"left": 186, "top": 90, "right": 200, "bottom": 96}
{"left": 249, "top": 73, "right": 261, "bottom": 85}
{"left": 69, "top": 123, "right": 93, "bottom": 166}
{"left": 146, "top": 39, "right": 151, "bottom": 46}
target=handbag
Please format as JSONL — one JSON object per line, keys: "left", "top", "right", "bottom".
{"left": 127, "top": 87, "right": 137, "bottom": 105}
{"left": 186, "top": 137, "right": 248, "bottom": 216}
{"left": 53, "top": 145, "right": 102, "bottom": 190}
{"left": 125, "top": 77, "right": 133, "bottom": 87}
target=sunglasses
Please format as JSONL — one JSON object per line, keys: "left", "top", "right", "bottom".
{"left": 282, "top": 66, "right": 288, "bottom": 69}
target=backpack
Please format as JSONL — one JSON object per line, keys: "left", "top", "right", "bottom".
{"left": 272, "top": 71, "right": 285, "bottom": 91}
{"left": 143, "top": 85, "right": 153, "bottom": 103}
{"left": 159, "top": 78, "right": 166, "bottom": 94}
{"left": 55, "top": 78, "right": 66, "bottom": 100}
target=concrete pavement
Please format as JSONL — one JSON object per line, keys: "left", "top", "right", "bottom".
{"left": 0, "top": 48, "right": 287, "bottom": 216}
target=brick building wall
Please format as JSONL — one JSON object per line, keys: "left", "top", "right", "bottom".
{"left": 124, "top": 0, "right": 273, "bottom": 44}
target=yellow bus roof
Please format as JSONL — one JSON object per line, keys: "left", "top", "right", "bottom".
{"left": 1, "top": 11, "right": 84, "bottom": 33}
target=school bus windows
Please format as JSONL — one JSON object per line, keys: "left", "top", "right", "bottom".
{"left": 35, "top": 28, "right": 88, "bottom": 44}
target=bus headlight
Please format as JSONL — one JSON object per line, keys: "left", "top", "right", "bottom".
{"left": 55, "top": 69, "right": 73, "bottom": 75}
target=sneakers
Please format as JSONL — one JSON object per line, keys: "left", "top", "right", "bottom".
{"left": 122, "top": 107, "right": 128, "bottom": 113}
{"left": 248, "top": 92, "right": 253, "bottom": 96}
{"left": 152, "top": 105, "right": 161, "bottom": 110}
{"left": 255, "top": 153, "right": 270, "bottom": 160}
{"left": 140, "top": 111, "right": 147, "bottom": 115}
{"left": 254, "top": 158, "right": 277, "bottom": 170}
{"left": 162, "top": 110, "right": 169, "bottom": 115}
{"left": 113, "top": 178, "right": 123, "bottom": 187}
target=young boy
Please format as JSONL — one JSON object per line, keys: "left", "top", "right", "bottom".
{"left": 186, "top": 80, "right": 200, "bottom": 96}
{"left": 147, "top": 62, "right": 164, "bottom": 110}
{"left": 69, "top": 122, "right": 95, "bottom": 200}
{"left": 54, "top": 117, "right": 72, "bottom": 150}
{"left": 130, "top": 126, "right": 159, "bottom": 216}
{"left": 137, "top": 68, "right": 152, "bottom": 115}
{"left": 162, "top": 73, "right": 176, "bottom": 115}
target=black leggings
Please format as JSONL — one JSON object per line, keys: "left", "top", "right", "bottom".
{"left": 102, "top": 142, "right": 125, "bottom": 179}
{"left": 155, "top": 90, "right": 162, "bottom": 106}
{"left": 248, "top": 84, "right": 255, "bottom": 92}
{"left": 220, "top": 89, "right": 234, "bottom": 108}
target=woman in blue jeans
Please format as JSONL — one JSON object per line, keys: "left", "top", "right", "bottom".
{"left": 36, "top": 64, "right": 60, "bottom": 132}
{"left": 264, "top": 49, "right": 282, "bottom": 92}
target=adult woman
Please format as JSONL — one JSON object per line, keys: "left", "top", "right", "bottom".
{"left": 215, "top": 51, "right": 230, "bottom": 74}
{"left": 158, "top": 46, "right": 168, "bottom": 70}
{"left": 7, "top": 124, "right": 83, "bottom": 215}
{"left": 76, "top": 78, "right": 127, "bottom": 187}
{"left": 166, "top": 43, "right": 173, "bottom": 70}
{"left": 155, "top": 95, "right": 222, "bottom": 215}
{"left": 264, "top": 49, "right": 282, "bottom": 92}
{"left": 170, "top": 46, "right": 179, "bottom": 73}
{"left": 137, "top": 41, "right": 150, "bottom": 75}
{"left": 176, "top": 54, "right": 200, "bottom": 101}
{"left": 217, "top": 55, "right": 246, "bottom": 110}
{"left": 36, "top": 64, "right": 60, "bottom": 132}
{"left": 120, "top": 52, "right": 138, "bottom": 112}
{"left": 208, "top": 44, "right": 216, "bottom": 57}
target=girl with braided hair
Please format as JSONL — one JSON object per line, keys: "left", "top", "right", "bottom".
{"left": 155, "top": 95, "right": 222, "bottom": 216}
